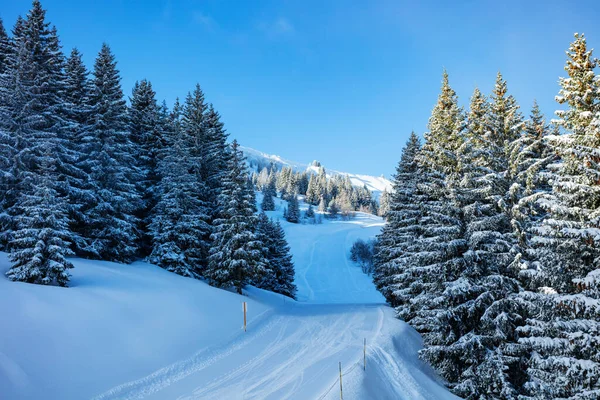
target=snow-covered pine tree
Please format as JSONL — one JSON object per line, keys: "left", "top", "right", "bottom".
{"left": 517, "top": 33, "right": 600, "bottom": 399}
{"left": 0, "top": 18, "right": 9, "bottom": 74}
{"left": 6, "top": 150, "right": 74, "bottom": 286}
{"left": 305, "top": 204, "right": 315, "bottom": 219}
{"left": 318, "top": 197, "right": 327, "bottom": 213}
{"left": 0, "top": 18, "right": 20, "bottom": 247}
{"left": 378, "top": 189, "right": 390, "bottom": 218}
{"left": 255, "top": 212, "right": 297, "bottom": 298}
{"left": 256, "top": 167, "right": 269, "bottom": 190}
{"left": 206, "top": 140, "right": 266, "bottom": 294}
{"left": 180, "top": 87, "right": 230, "bottom": 266}
{"left": 373, "top": 131, "right": 422, "bottom": 305}
{"left": 316, "top": 167, "right": 329, "bottom": 204}
{"left": 0, "top": 1, "right": 75, "bottom": 251}
{"left": 202, "top": 103, "right": 229, "bottom": 211}
{"left": 422, "top": 76, "right": 526, "bottom": 398}
{"left": 79, "top": 43, "right": 142, "bottom": 262}
{"left": 147, "top": 102, "right": 211, "bottom": 277}
{"left": 261, "top": 173, "right": 277, "bottom": 211}
{"left": 61, "top": 48, "right": 94, "bottom": 254}
{"left": 305, "top": 174, "right": 320, "bottom": 205}
{"left": 285, "top": 193, "right": 300, "bottom": 223}
{"left": 129, "top": 79, "right": 164, "bottom": 255}
{"left": 507, "top": 101, "right": 557, "bottom": 288}
{"left": 327, "top": 199, "right": 339, "bottom": 218}
{"left": 386, "top": 73, "right": 467, "bottom": 342}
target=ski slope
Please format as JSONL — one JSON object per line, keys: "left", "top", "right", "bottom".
{"left": 0, "top": 196, "right": 456, "bottom": 400}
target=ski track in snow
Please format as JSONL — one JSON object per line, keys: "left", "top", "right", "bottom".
{"left": 91, "top": 207, "right": 454, "bottom": 400}
{"left": 1, "top": 199, "right": 456, "bottom": 400}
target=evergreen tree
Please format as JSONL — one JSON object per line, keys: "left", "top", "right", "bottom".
{"left": 6, "top": 153, "right": 73, "bottom": 286}
{"left": 147, "top": 104, "right": 210, "bottom": 277}
{"left": 508, "top": 101, "right": 556, "bottom": 287}
{"left": 285, "top": 193, "right": 300, "bottom": 223}
{"left": 305, "top": 204, "right": 315, "bottom": 219}
{"left": 202, "top": 103, "right": 229, "bottom": 210}
{"left": 422, "top": 76, "right": 526, "bottom": 398}
{"left": 378, "top": 189, "right": 390, "bottom": 218}
{"left": 129, "top": 79, "right": 164, "bottom": 255}
{"left": 392, "top": 72, "right": 466, "bottom": 339}
{"left": 61, "top": 48, "right": 94, "bottom": 253}
{"left": 373, "top": 132, "right": 422, "bottom": 304}
{"left": 318, "top": 197, "right": 327, "bottom": 212}
{"left": 261, "top": 174, "right": 276, "bottom": 211}
{"left": 305, "top": 174, "right": 320, "bottom": 205}
{"left": 79, "top": 43, "right": 142, "bottom": 262}
{"left": 206, "top": 141, "right": 266, "bottom": 294}
{"left": 255, "top": 212, "right": 297, "bottom": 298}
{"left": 0, "top": 18, "right": 9, "bottom": 75}
{"left": 517, "top": 33, "right": 600, "bottom": 399}
{"left": 0, "top": 1, "right": 77, "bottom": 253}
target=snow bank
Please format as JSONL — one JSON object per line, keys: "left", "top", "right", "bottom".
{"left": 0, "top": 253, "right": 271, "bottom": 400}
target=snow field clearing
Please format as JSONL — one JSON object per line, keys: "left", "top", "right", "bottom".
{"left": 0, "top": 196, "right": 456, "bottom": 399}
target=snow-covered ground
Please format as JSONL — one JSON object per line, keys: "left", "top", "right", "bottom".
{"left": 241, "top": 146, "right": 393, "bottom": 196}
{"left": 0, "top": 196, "right": 456, "bottom": 400}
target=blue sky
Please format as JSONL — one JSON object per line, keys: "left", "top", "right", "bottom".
{"left": 3, "top": 1, "right": 600, "bottom": 176}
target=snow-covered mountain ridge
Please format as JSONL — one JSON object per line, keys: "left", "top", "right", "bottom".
{"left": 240, "top": 146, "right": 393, "bottom": 195}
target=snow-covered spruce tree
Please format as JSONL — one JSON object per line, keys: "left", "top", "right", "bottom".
{"left": 517, "top": 33, "right": 600, "bottom": 399}
{"left": 129, "top": 79, "right": 165, "bottom": 255}
{"left": 373, "top": 131, "right": 422, "bottom": 305}
{"left": 305, "top": 204, "right": 315, "bottom": 219}
{"left": 327, "top": 199, "right": 339, "bottom": 218}
{"left": 305, "top": 174, "right": 320, "bottom": 205}
{"left": 0, "top": 1, "right": 75, "bottom": 250}
{"left": 147, "top": 103, "right": 211, "bottom": 278}
{"left": 0, "top": 18, "right": 9, "bottom": 74}
{"left": 180, "top": 86, "right": 230, "bottom": 266}
{"left": 61, "top": 48, "right": 95, "bottom": 253}
{"left": 285, "top": 193, "right": 300, "bottom": 223}
{"left": 390, "top": 72, "right": 466, "bottom": 336}
{"left": 378, "top": 189, "right": 390, "bottom": 218}
{"left": 507, "top": 102, "right": 557, "bottom": 289}
{"left": 261, "top": 174, "right": 277, "bottom": 211}
{"left": 206, "top": 140, "right": 266, "bottom": 294}
{"left": 0, "top": 18, "right": 21, "bottom": 247}
{"left": 255, "top": 212, "right": 297, "bottom": 298}
{"left": 421, "top": 76, "right": 526, "bottom": 398}
{"left": 79, "top": 43, "right": 142, "bottom": 262}
{"left": 202, "top": 103, "right": 229, "bottom": 210}
{"left": 6, "top": 151, "right": 74, "bottom": 286}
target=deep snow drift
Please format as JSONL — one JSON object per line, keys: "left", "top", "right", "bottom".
{"left": 0, "top": 196, "right": 456, "bottom": 400}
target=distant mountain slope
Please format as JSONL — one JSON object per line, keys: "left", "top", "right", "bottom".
{"left": 240, "top": 145, "right": 393, "bottom": 195}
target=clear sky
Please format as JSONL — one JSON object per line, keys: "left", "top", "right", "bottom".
{"left": 3, "top": 1, "right": 600, "bottom": 177}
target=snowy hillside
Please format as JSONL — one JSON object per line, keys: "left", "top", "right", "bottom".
{"left": 241, "top": 146, "right": 393, "bottom": 195}
{"left": 0, "top": 196, "right": 455, "bottom": 400}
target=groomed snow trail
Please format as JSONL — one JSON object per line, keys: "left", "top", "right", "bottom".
{"left": 0, "top": 199, "right": 457, "bottom": 400}
{"left": 91, "top": 206, "right": 456, "bottom": 400}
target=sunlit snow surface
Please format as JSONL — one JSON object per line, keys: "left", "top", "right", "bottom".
{"left": 0, "top": 195, "right": 456, "bottom": 400}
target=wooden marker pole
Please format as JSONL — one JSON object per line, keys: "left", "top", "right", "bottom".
{"left": 243, "top": 301, "right": 247, "bottom": 332}
{"left": 339, "top": 362, "right": 343, "bottom": 400}
{"left": 364, "top": 338, "right": 366, "bottom": 371}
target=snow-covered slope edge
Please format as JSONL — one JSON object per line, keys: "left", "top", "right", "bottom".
{"left": 241, "top": 145, "right": 393, "bottom": 195}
